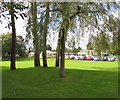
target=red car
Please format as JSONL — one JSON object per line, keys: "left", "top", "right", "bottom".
{"left": 86, "top": 57, "right": 94, "bottom": 60}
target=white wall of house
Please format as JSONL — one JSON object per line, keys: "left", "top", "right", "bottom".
{"left": 28, "top": 50, "right": 56, "bottom": 58}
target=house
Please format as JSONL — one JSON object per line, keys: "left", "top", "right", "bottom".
{"left": 28, "top": 52, "right": 34, "bottom": 57}
{"left": 79, "top": 50, "right": 95, "bottom": 56}
{"left": 45, "top": 50, "right": 56, "bottom": 58}
{"left": 79, "top": 50, "right": 109, "bottom": 57}
{"left": 28, "top": 50, "right": 56, "bottom": 58}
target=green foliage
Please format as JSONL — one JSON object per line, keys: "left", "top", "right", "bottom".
{"left": 0, "top": 2, "right": 28, "bottom": 28}
{"left": 90, "top": 32, "right": 110, "bottom": 56}
{"left": 109, "top": 19, "right": 120, "bottom": 56}
{"left": 87, "top": 42, "right": 93, "bottom": 50}
{"left": 73, "top": 47, "right": 82, "bottom": 53}
{"left": 65, "top": 46, "right": 82, "bottom": 53}
{"left": 40, "top": 44, "right": 52, "bottom": 51}
{"left": 67, "top": 37, "right": 76, "bottom": 51}
{"left": 0, "top": 33, "right": 27, "bottom": 59}
{"left": 16, "top": 35, "right": 27, "bottom": 58}
{"left": 1, "top": 33, "right": 12, "bottom": 58}
{"left": 47, "top": 45, "right": 52, "bottom": 50}
{"left": 53, "top": 2, "right": 119, "bottom": 50}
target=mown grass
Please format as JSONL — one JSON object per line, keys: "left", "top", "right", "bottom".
{"left": 2, "top": 58, "right": 118, "bottom": 98}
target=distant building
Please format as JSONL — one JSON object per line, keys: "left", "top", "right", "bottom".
{"left": 28, "top": 50, "right": 110, "bottom": 58}
{"left": 28, "top": 50, "right": 56, "bottom": 58}
{"left": 79, "top": 50, "right": 109, "bottom": 56}
{"left": 28, "top": 52, "right": 34, "bottom": 57}
{"left": 45, "top": 50, "right": 56, "bottom": 58}
{"left": 79, "top": 50, "right": 95, "bottom": 56}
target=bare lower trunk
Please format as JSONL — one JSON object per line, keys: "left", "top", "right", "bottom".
{"left": 55, "top": 51, "right": 59, "bottom": 67}
{"left": 43, "top": 51, "right": 47, "bottom": 67}
{"left": 55, "top": 39, "right": 60, "bottom": 67}
{"left": 60, "top": 28, "right": 65, "bottom": 78}
{"left": 34, "top": 47, "right": 40, "bottom": 66}
{"left": 55, "top": 23, "right": 62, "bottom": 67}
{"left": 10, "top": 4, "right": 16, "bottom": 70}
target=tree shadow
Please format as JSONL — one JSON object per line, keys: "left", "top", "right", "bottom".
{"left": 2, "top": 65, "right": 118, "bottom": 98}
{"left": 16, "top": 57, "right": 34, "bottom": 61}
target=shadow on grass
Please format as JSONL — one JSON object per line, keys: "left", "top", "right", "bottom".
{"left": 2, "top": 65, "right": 118, "bottom": 98}
{"left": 16, "top": 57, "right": 34, "bottom": 61}
{"left": 16, "top": 57, "right": 55, "bottom": 62}
{"left": 2, "top": 66, "right": 118, "bottom": 98}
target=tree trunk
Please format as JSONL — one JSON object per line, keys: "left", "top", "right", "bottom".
{"left": 59, "top": 18, "right": 69, "bottom": 78}
{"left": 55, "top": 21, "right": 64, "bottom": 67}
{"left": 55, "top": 50, "right": 60, "bottom": 67}
{"left": 43, "top": 3, "right": 49, "bottom": 67}
{"left": 34, "top": 46, "right": 40, "bottom": 66}
{"left": 55, "top": 30, "right": 61, "bottom": 67}
{"left": 60, "top": 28, "right": 65, "bottom": 78}
{"left": 32, "top": 2, "right": 40, "bottom": 67}
{"left": 10, "top": 3, "right": 16, "bottom": 70}
{"left": 42, "top": 51, "right": 47, "bottom": 67}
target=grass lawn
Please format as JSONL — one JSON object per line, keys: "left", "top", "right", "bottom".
{"left": 2, "top": 58, "right": 118, "bottom": 98}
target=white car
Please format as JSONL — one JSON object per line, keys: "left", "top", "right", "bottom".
{"left": 74, "top": 56, "right": 81, "bottom": 60}
{"left": 108, "top": 56, "right": 115, "bottom": 61}
{"left": 70, "top": 55, "right": 75, "bottom": 60}
{"left": 65, "top": 55, "right": 70, "bottom": 60}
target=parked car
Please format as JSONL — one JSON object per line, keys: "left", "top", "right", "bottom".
{"left": 108, "top": 56, "right": 115, "bottom": 61}
{"left": 93, "top": 56, "right": 100, "bottom": 61}
{"left": 70, "top": 55, "right": 75, "bottom": 60}
{"left": 86, "top": 56, "right": 94, "bottom": 60}
{"left": 80, "top": 55, "right": 86, "bottom": 60}
{"left": 74, "top": 56, "right": 81, "bottom": 60}
{"left": 65, "top": 56, "right": 70, "bottom": 60}
{"left": 100, "top": 56, "right": 108, "bottom": 61}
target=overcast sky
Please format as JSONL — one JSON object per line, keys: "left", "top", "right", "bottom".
{"left": 0, "top": 15, "right": 90, "bottom": 50}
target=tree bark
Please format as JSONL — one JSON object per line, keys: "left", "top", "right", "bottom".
{"left": 42, "top": 51, "right": 47, "bottom": 67}
{"left": 10, "top": 3, "right": 16, "bottom": 70}
{"left": 59, "top": 18, "right": 69, "bottom": 77}
{"left": 60, "top": 28, "right": 65, "bottom": 78}
{"left": 32, "top": 2, "right": 40, "bottom": 67}
{"left": 43, "top": 3, "right": 49, "bottom": 67}
{"left": 34, "top": 46, "right": 40, "bottom": 66}
{"left": 55, "top": 50, "right": 60, "bottom": 67}
{"left": 55, "top": 28, "right": 61, "bottom": 67}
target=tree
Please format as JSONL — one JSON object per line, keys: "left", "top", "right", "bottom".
{"left": 55, "top": 24, "right": 62, "bottom": 67}
{"left": 42, "top": 2, "right": 50, "bottom": 67}
{"left": 87, "top": 7, "right": 120, "bottom": 57}
{"left": 47, "top": 45, "right": 52, "bottom": 50}
{"left": 74, "top": 47, "right": 82, "bottom": 53}
{"left": 87, "top": 42, "right": 93, "bottom": 50}
{"left": 9, "top": 2, "right": 17, "bottom": 70}
{"left": 67, "top": 37, "right": 76, "bottom": 53}
{"left": 1, "top": 33, "right": 12, "bottom": 58}
{"left": 31, "top": 1, "right": 40, "bottom": 67}
{"left": 1, "top": 1, "right": 28, "bottom": 70}
{"left": 89, "top": 32, "right": 110, "bottom": 57}
{"left": 108, "top": 19, "right": 120, "bottom": 56}
{"left": 52, "top": 2, "right": 119, "bottom": 77}
{"left": 26, "top": 2, "right": 51, "bottom": 67}
{"left": 1, "top": 33, "right": 27, "bottom": 59}
{"left": 59, "top": 3, "right": 71, "bottom": 77}
{"left": 16, "top": 35, "right": 27, "bottom": 58}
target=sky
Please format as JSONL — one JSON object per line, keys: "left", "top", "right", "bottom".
{"left": 0, "top": 15, "right": 90, "bottom": 50}
{"left": 0, "top": 3, "right": 119, "bottom": 50}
